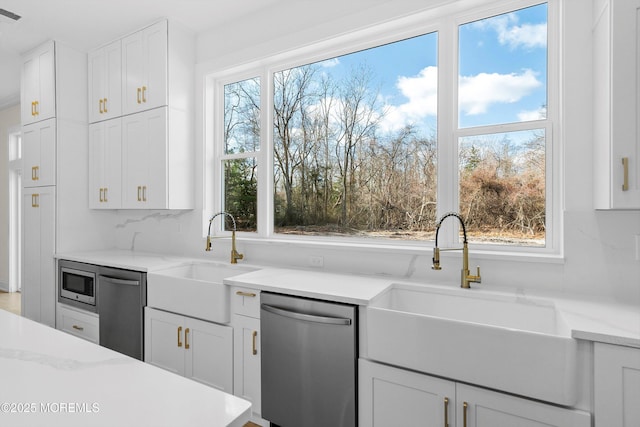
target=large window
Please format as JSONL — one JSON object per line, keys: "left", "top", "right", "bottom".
{"left": 211, "top": 0, "right": 556, "bottom": 251}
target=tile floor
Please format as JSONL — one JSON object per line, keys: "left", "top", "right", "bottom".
{"left": 0, "top": 291, "right": 20, "bottom": 315}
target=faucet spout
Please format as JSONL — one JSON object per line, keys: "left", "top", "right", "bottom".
{"left": 432, "top": 212, "right": 481, "bottom": 288}
{"left": 206, "top": 212, "right": 244, "bottom": 264}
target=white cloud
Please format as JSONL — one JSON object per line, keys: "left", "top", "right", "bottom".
{"left": 319, "top": 58, "right": 340, "bottom": 68}
{"left": 379, "top": 66, "right": 438, "bottom": 133}
{"left": 517, "top": 106, "right": 546, "bottom": 121}
{"left": 459, "top": 69, "right": 541, "bottom": 116}
{"left": 470, "top": 12, "right": 546, "bottom": 50}
{"left": 498, "top": 22, "right": 547, "bottom": 49}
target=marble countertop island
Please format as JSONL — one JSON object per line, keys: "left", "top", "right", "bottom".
{"left": 0, "top": 309, "right": 251, "bottom": 427}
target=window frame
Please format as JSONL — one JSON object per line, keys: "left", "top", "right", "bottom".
{"left": 206, "top": 0, "right": 561, "bottom": 258}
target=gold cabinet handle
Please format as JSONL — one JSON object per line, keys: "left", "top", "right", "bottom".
{"left": 622, "top": 157, "right": 629, "bottom": 191}
{"left": 137, "top": 186, "right": 142, "bottom": 202}
{"left": 177, "top": 326, "right": 182, "bottom": 347}
{"left": 252, "top": 331, "right": 258, "bottom": 355}
{"left": 31, "top": 101, "right": 36, "bottom": 117}
{"left": 103, "top": 98, "right": 108, "bottom": 113}
{"left": 185, "top": 328, "right": 190, "bottom": 350}
{"left": 236, "top": 291, "right": 256, "bottom": 298}
{"left": 34, "top": 166, "right": 39, "bottom": 180}
{"left": 72, "top": 325, "right": 84, "bottom": 331}
{"left": 34, "top": 101, "right": 39, "bottom": 116}
{"left": 99, "top": 99, "right": 104, "bottom": 114}
{"left": 99, "top": 188, "right": 104, "bottom": 202}
{"left": 31, "top": 194, "right": 39, "bottom": 208}
{"left": 463, "top": 402, "right": 468, "bottom": 427}
{"left": 137, "top": 87, "right": 142, "bottom": 104}
{"left": 444, "top": 397, "right": 449, "bottom": 427}
{"left": 31, "top": 166, "right": 36, "bottom": 181}
{"left": 142, "top": 185, "right": 147, "bottom": 202}
{"left": 142, "top": 86, "right": 147, "bottom": 103}
{"left": 104, "top": 187, "right": 108, "bottom": 203}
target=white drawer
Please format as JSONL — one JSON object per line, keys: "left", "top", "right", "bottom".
{"left": 57, "top": 304, "right": 99, "bottom": 344}
{"left": 231, "top": 286, "right": 261, "bottom": 318}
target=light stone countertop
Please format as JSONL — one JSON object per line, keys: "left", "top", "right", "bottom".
{"left": 56, "top": 250, "right": 640, "bottom": 349}
{"left": 0, "top": 309, "right": 251, "bottom": 427}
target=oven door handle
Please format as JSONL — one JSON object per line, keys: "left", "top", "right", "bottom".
{"left": 99, "top": 276, "right": 140, "bottom": 286}
{"left": 261, "top": 303, "right": 351, "bottom": 325}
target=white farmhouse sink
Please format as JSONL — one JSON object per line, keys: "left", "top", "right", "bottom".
{"left": 147, "top": 262, "right": 257, "bottom": 323}
{"left": 365, "top": 283, "right": 578, "bottom": 406}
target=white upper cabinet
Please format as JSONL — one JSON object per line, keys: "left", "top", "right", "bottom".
{"left": 88, "top": 40, "right": 122, "bottom": 123}
{"left": 21, "top": 41, "right": 56, "bottom": 124}
{"left": 593, "top": 0, "right": 640, "bottom": 209}
{"left": 89, "top": 118, "right": 122, "bottom": 209}
{"left": 121, "top": 107, "right": 168, "bottom": 209}
{"left": 22, "top": 118, "right": 56, "bottom": 188}
{"left": 121, "top": 20, "right": 168, "bottom": 115}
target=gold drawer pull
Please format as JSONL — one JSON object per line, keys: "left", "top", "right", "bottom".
{"left": 142, "top": 86, "right": 147, "bottom": 103}
{"left": 252, "top": 331, "right": 258, "bottom": 355}
{"left": 72, "top": 325, "right": 84, "bottom": 331}
{"left": 444, "top": 397, "right": 449, "bottom": 427}
{"left": 103, "top": 98, "right": 108, "bottom": 113}
{"left": 236, "top": 291, "right": 256, "bottom": 298}
{"left": 622, "top": 157, "right": 629, "bottom": 191}
{"left": 34, "top": 101, "right": 39, "bottom": 116}
{"left": 463, "top": 402, "right": 468, "bottom": 427}
{"left": 177, "top": 326, "right": 182, "bottom": 347}
{"left": 103, "top": 187, "right": 108, "bottom": 203}
{"left": 137, "top": 87, "right": 142, "bottom": 104}
{"left": 185, "top": 328, "right": 190, "bottom": 350}
{"left": 31, "top": 194, "right": 39, "bottom": 208}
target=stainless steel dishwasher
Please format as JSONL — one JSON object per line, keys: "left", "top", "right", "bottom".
{"left": 98, "top": 266, "right": 146, "bottom": 360}
{"left": 261, "top": 292, "right": 357, "bottom": 427}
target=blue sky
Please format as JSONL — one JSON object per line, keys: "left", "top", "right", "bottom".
{"left": 314, "top": 3, "right": 548, "bottom": 136}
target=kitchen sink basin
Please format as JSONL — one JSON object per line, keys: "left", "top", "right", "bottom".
{"left": 147, "top": 262, "right": 258, "bottom": 323}
{"left": 365, "top": 283, "right": 578, "bottom": 406}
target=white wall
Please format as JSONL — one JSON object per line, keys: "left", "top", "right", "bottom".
{"left": 0, "top": 104, "right": 20, "bottom": 290}
{"left": 87, "top": 0, "right": 639, "bottom": 305}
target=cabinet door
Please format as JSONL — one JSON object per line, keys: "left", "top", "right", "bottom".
{"left": 89, "top": 119, "right": 122, "bottom": 209}
{"left": 144, "top": 307, "right": 185, "bottom": 376}
{"left": 359, "top": 359, "right": 455, "bottom": 427}
{"left": 89, "top": 41, "right": 122, "bottom": 124}
{"left": 21, "top": 41, "right": 56, "bottom": 124}
{"left": 122, "top": 21, "right": 167, "bottom": 115}
{"left": 594, "top": 343, "right": 640, "bottom": 427}
{"left": 141, "top": 20, "right": 168, "bottom": 111}
{"left": 457, "top": 383, "right": 590, "bottom": 427}
{"left": 233, "top": 314, "right": 262, "bottom": 415}
{"left": 21, "top": 187, "right": 55, "bottom": 327}
{"left": 594, "top": 0, "right": 640, "bottom": 208}
{"left": 22, "top": 119, "right": 56, "bottom": 188}
{"left": 184, "top": 316, "right": 233, "bottom": 392}
{"left": 121, "top": 108, "right": 167, "bottom": 209}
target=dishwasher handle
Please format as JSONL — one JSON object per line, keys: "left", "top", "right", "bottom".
{"left": 99, "top": 275, "right": 140, "bottom": 286}
{"left": 261, "top": 303, "right": 352, "bottom": 325}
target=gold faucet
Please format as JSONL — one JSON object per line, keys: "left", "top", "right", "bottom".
{"left": 431, "top": 212, "right": 481, "bottom": 288}
{"left": 206, "top": 212, "right": 244, "bottom": 264}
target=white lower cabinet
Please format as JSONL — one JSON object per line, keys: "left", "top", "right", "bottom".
{"left": 231, "top": 287, "right": 268, "bottom": 426}
{"left": 359, "top": 359, "right": 590, "bottom": 427}
{"left": 594, "top": 343, "right": 640, "bottom": 427}
{"left": 56, "top": 304, "right": 99, "bottom": 344}
{"left": 144, "top": 307, "right": 232, "bottom": 392}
